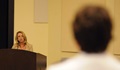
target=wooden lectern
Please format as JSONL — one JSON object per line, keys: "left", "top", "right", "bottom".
{"left": 0, "top": 49, "right": 46, "bottom": 70}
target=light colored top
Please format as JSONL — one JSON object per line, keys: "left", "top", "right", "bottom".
{"left": 47, "top": 52, "right": 120, "bottom": 70}
{"left": 12, "top": 43, "right": 33, "bottom": 52}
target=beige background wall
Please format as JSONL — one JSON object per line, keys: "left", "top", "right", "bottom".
{"left": 14, "top": 0, "right": 120, "bottom": 66}
{"left": 48, "top": 0, "right": 62, "bottom": 65}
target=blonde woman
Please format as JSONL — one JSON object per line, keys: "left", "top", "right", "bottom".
{"left": 12, "top": 31, "right": 33, "bottom": 51}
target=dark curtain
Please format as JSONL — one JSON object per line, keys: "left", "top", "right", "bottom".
{"left": 0, "top": 0, "right": 14, "bottom": 49}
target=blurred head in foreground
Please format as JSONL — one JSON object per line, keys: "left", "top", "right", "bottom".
{"left": 73, "top": 5, "right": 112, "bottom": 53}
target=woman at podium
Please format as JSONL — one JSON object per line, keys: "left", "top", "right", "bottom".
{"left": 12, "top": 31, "right": 33, "bottom": 51}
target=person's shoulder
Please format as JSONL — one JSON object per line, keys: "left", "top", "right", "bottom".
{"left": 13, "top": 43, "right": 18, "bottom": 46}
{"left": 26, "top": 42, "right": 33, "bottom": 51}
{"left": 106, "top": 54, "right": 120, "bottom": 69}
{"left": 12, "top": 43, "right": 18, "bottom": 49}
{"left": 47, "top": 62, "right": 67, "bottom": 70}
{"left": 47, "top": 53, "right": 120, "bottom": 70}
{"left": 47, "top": 54, "right": 83, "bottom": 70}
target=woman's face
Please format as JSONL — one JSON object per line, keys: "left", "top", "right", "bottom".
{"left": 17, "top": 33, "right": 25, "bottom": 43}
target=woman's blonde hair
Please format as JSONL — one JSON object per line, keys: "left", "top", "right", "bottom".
{"left": 15, "top": 31, "right": 27, "bottom": 44}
